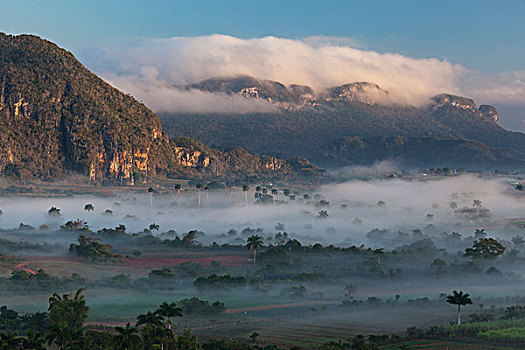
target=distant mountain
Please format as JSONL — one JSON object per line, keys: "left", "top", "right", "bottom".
{"left": 0, "top": 35, "right": 318, "bottom": 182}
{"left": 160, "top": 75, "right": 525, "bottom": 168}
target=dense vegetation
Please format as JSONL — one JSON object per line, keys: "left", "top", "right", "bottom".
{"left": 69, "top": 234, "right": 123, "bottom": 262}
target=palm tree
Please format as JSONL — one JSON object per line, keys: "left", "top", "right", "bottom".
{"left": 318, "top": 210, "right": 329, "bottom": 219}
{"left": 23, "top": 330, "right": 45, "bottom": 350}
{"left": 204, "top": 186, "right": 210, "bottom": 207}
{"left": 0, "top": 330, "right": 23, "bottom": 350}
{"left": 46, "top": 288, "right": 87, "bottom": 349}
{"left": 242, "top": 185, "right": 249, "bottom": 205}
{"left": 157, "top": 302, "right": 183, "bottom": 330}
{"left": 149, "top": 223, "right": 160, "bottom": 232}
{"left": 446, "top": 290, "right": 472, "bottom": 324}
{"left": 48, "top": 287, "right": 86, "bottom": 309}
{"left": 474, "top": 228, "right": 487, "bottom": 239}
{"left": 48, "top": 207, "right": 62, "bottom": 217}
{"left": 196, "top": 184, "right": 204, "bottom": 208}
{"left": 147, "top": 187, "right": 155, "bottom": 208}
{"left": 473, "top": 199, "right": 482, "bottom": 209}
{"left": 114, "top": 323, "right": 141, "bottom": 350}
{"left": 83, "top": 203, "right": 95, "bottom": 212}
{"left": 136, "top": 310, "right": 163, "bottom": 328}
{"left": 283, "top": 189, "right": 291, "bottom": 197}
{"left": 246, "top": 234, "right": 264, "bottom": 266}
{"left": 271, "top": 189, "right": 278, "bottom": 196}
{"left": 174, "top": 184, "right": 182, "bottom": 207}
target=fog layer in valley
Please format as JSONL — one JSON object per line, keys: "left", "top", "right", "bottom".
{"left": 1, "top": 175, "right": 524, "bottom": 251}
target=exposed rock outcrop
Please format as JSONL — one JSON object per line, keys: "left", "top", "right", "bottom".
{"left": 326, "top": 82, "right": 390, "bottom": 104}
{"left": 431, "top": 94, "right": 477, "bottom": 112}
{"left": 479, "top": 104, "right": 499, "bottom": 123}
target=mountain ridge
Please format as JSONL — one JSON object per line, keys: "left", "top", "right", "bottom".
{"left": 179, "top": 75, "right": 499, "bottom": 123}
{"left": 160, "top": 76, "right": 525, "bottom": 168}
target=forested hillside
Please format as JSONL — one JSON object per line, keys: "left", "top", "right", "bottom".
{"left": 0, "top": 34, "right": 318, "bottom": 183}
{"left": 160, "top": 77, "right": 525, "bottom": 168}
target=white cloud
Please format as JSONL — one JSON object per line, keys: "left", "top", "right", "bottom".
{"left": 461, "top": 70, "right": 525, "bottom": 106}
{"left": 90, "top": 34, "right": 525, "bottom": 114}
{"left": 105, "top": 69, "right": 278, "bottom": 114}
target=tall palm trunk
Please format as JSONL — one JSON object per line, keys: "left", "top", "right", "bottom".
{"left": 149, "top": 193, "right": 153, "bottom": 208}
{"left": 253, "top": 248, "right": 257, "bottom": 265}
{"left": 458, "top": 305, "right": 461, "bottom": 324}
{"left": 244, "top": 191, "right": 248, "bottom": 206}
{"left": 177, "top": 190, "right": 181, "bottom": 208}
{"left": 206, "top": 191, "right": 209, "bottom": 207}
{"left": 198, "top": 190, "right": 201, "bottom": 208}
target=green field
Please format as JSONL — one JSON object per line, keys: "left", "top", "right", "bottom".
{"left": 479, "top": 327, "right": 525, "bottom": 341}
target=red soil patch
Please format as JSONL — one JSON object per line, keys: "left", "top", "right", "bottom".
{"left": 225, "top": 301, "right": 336, "bottom": 314}
{"left": 124, "top": 255, "right": 249, "bottom": 267}
{"left": 12, "top": 263, "right": 38, "bottom": 275}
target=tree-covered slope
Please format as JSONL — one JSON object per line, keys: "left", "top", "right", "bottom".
{"left": 0, "top": 34, "right": 317, "bottom": 182}
{"left": 159, "top": 77, "right": 525, "bottom": 168}
{"left": 0, "top": 33, "right": 178, "bottom": 181}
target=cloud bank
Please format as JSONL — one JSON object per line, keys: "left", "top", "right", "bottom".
{"left": 108, "top": 66, "right": 278, "bottom": 114}
{"left": 90, "top": 34, "right": 525, "bottom": 115}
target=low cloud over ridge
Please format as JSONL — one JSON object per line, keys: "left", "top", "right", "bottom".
{"left": 91, "top": 34, "right": 525, "bottom": 116}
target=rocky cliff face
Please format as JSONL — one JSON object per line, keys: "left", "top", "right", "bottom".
{"left": 183, "top": 77, "right": 500, "bottom": 123}
{"left": 479, "top": 105, "right": 499, "bottom": 122}
{"left": 326, "top": 82, "right": 390, "bottom": 104}
{"left": 168, "top": 138, "right": 319, "bottom": 179}
{"left": 186, "top": 76, "right": 317, "bottom": 110}
{"left": 0, "top": 34, "right": 318, "bottom": 182}
{"left": 431, "top": 94, "right": 498, "bottom": 123}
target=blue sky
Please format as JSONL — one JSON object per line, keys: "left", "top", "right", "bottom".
{"left": 1, "top": 0, "right": 524, "bottom": 73}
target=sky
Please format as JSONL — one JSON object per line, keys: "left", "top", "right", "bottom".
{"left": 1, "top": 0, "right": 525, "bottom": 129}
